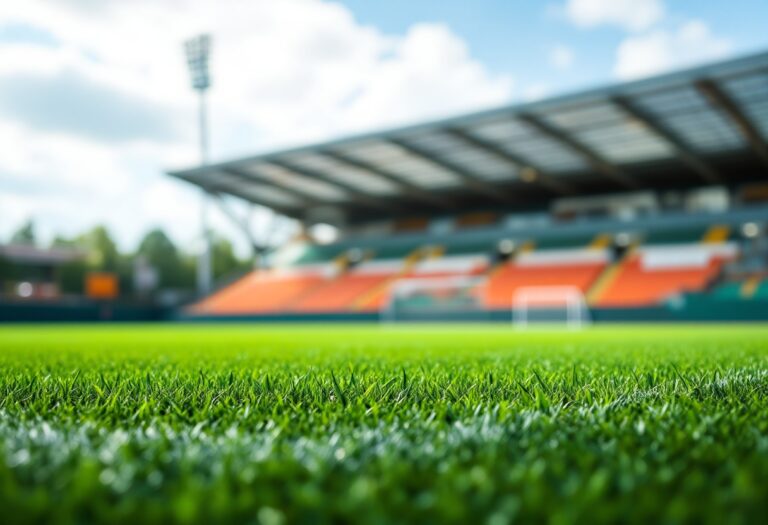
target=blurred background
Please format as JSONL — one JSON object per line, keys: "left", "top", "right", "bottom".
{"left": 2, "top": 0, "right": 768, "bottom": 322}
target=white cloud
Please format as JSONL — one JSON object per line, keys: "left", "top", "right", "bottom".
{"left": 614, "top": 20, "right": 732, "bottom": 80}
{"left": 0, "top": 0, "right": 513, "bottom": 251}
{"left": 336, "top": 24, "right": 513, "bottom": 134}
{"left": 549, "top": 45, "right": 574, "bottom": 70}
{"left": 564, "top": 0, "right": 665, "bottom": 32}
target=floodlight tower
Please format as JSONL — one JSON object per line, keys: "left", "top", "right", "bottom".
{"left": 184, "top": 34, "right": 213, "bottom": 296}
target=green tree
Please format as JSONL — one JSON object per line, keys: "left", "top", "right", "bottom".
{"left": 51, "top": 235, "right": 76, "bottom": 248}
{"left": 116, "top": 254, "right": 135, "bottom": 298}
{"left": 51, "top": 226, "right": 122, "bottom": 295}
{"left": 212, "top": 235, "right": 250, "bottom": 280}
{"left": 78, "top": 225, "right": 119, "bottom": 272}
{"left": 137, "top": 228, "right": 190, "bottom": 289}
{"left": 0, "top": 255, "right": 13, "bottom": 292}
{"left": 56, "top": 260, "right": 88, "bottom": 295}
{"left": 10, "top": 220, "right": 36, "bottom": 245}
{"left": 49, "top": 235, "right": 84, "bottom": 294}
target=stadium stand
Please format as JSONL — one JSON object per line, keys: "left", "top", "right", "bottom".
{"left": 485, "top": 247, "right": 608, "bottom": 309}
{"left": 289, "top": 242, "right": 423, "bottom": 312}
{"left": 169, "top": 51, "right": 768, "bottom": 322}
{"left": 594, "top": 243, "right": 736, "bottom": 307}
{"left": 184, "top": 214, "right": 764, "bottom": 317}
{"left": 290, "top": 263, "right": 399, "bottom": 312}
{"left": 192, "top": 266, "right": 329, "bottom": 314}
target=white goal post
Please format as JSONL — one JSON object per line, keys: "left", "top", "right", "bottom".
{"left": 382, "top": 275, "right": 486, "bottom": 322}
{"left": 512, "top": 286, "right": 590, "bottom": 329}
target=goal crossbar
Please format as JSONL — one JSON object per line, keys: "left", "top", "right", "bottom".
{"left": 512, "top": 286, "right": 589, "bottom": 329}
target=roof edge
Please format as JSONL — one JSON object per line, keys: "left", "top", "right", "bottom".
{"left": 167, "top": 49, "right": 768, "bottom": 177}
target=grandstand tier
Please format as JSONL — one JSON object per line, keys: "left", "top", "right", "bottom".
{"left": 191, "top": 268, "right": 328, "bottom": 314}
{"left": 485, "top": 257, "right": 608, "bottom": 309}
{"left": 594, "top": 244, "right": 736, "bottom": 307}
{"left": 290, "top": 261, "right": 404, "bottom": 312}
{"left": 188, "top": 222, "right": 755, "bottom": 317}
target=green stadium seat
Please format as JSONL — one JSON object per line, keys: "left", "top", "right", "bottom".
{"left": 643, "top": 226, "right": 707, "bottom": 245}
{"left": 370, "top": 242, "right": 424, "bottom": 260}
{"left": 754, "top": 280, "right": 768, "bottom": 299}
{"left": 292, "top": 244, "right": 346, "bottom": 265}
{"left": 712, "top": 282, "right": 743, "bottom": 300}
{"left": 441, "top": 239, "right": 497, "bottom": 256}
{"left": 533, "top": 234, "right": 595, "bottom": 250}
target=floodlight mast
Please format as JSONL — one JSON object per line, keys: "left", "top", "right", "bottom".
{"left": 184, "top": 34, "right": 213, "bottom": 296}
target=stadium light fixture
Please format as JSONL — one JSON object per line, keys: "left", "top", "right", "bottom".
{"left": 520, "top": 167, "right": 538, "bottom": 182}
{"left": 185, "top": 35, "right": 211, "bottom": 93}
{"left": 498, "top": 239, "right": 516, "bottom": 255}
{"left": 347, "top": 248, "right": 364, "bottom": 264}
{"left": 17, "top": 282, "right": 33, "bottom": 298}
{"left": 184, "top": 33, "right": 213, "bottom": 296}
{"left": 742, "top": 222, "right": 760, "bottom": 238}
{"left": 310, "top": 223, "right": 339, "bottom": 245}
{"left": 615, "top": 232, "right": 632, "bottom": 247}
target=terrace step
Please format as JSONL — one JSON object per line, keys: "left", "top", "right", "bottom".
{"left": 589, "top": 233, "right": 612, "bottom": 249}
{"left": 586, "top": 246, "right": 635, "bottom": 305}
{"left": 741, "top": 276, "right": 760, "bottom": 299}
{"left": 703, "top": 225, "right": 730, "bottom": 244}
{"left": 352, "top": 248, "right": 428, "bottom": 311}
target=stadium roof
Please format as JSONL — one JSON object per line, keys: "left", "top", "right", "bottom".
{"left": 169, "top": 51, "right": 768, "bottom": 223}
{"left": 0, "top": 244, "right": 86, "bottom": 265}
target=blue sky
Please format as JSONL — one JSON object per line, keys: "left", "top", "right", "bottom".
{"left": 343, "top": 0, "right": 768, "bottom": 93}
{"left": 0, "top": 0, "right": 766, "bottom": 253}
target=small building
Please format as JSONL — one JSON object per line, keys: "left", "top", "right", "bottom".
{"left": 0, "top": 244, "right": 86, "bottom": 300}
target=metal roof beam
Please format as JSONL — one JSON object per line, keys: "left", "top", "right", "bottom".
{"left": 171, "top": 173, "right": 302, "bottom": 218}
{"left": 387, "top": 138, "right": 519, "bottom": 205}
{"left": 320, "top": 150, "right": 457, "bottom": 210}
{"left": 612, "top": 96, "right": 722, "bottom": 184}
{"left": 696, "top": 78, "right": 768, "bottom": 169}
{"left": 210, "top": 194, "right": 264, "bottom": 258}
{"left": 220, "top": 166, "right": 323, "bottom": 206}
{"left": 518, "top": 113, "right": 640, "bottom": 190}
{"left": 444, "top": 127, "right": 576, "bottom": 195}
{"left": 267, "top": 158, "right": 403, "bottom": 213}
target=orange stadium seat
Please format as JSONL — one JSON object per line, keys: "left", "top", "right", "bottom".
{"left": 191, "top": 269, "right": 326, "bottom": 314}
{"left": 291, "top": 273, "right": 394, "bottom": 312}
{"left": 291, "top": 260, "right": 404, "bottom": 312}
{"left": 484, "top": 261, "right": 606, "bottom": 309}
{"left": 596, "top": 255, "right": 726, "bottom": 307}
{"left": 358, "top": 254, "right": 491, "bottom": 311}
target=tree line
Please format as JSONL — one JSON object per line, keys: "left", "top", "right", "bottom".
{"left": 5, "top": 220, "right": 251, "bottom": 295}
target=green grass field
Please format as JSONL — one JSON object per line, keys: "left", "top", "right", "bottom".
{"left": 1, "top": 324, "right": 767, "bottom": 524}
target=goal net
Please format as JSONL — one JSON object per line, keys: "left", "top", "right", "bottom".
{"left": 512, "top": 286, "right": 590, "bottom": 329}
{"left": 382, "top": 275, "right": 486, "bottom": 322}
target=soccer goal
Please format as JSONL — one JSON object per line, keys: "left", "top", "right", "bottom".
{"left": 382, "top": 275, "right": 486, "bottom": 322}
{"left": 512, "top": 286, "right": 590, "bottom": 329}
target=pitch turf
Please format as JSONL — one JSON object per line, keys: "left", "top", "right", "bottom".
{"left": 1, "top": 324, "right": 767, "bottom": 524}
